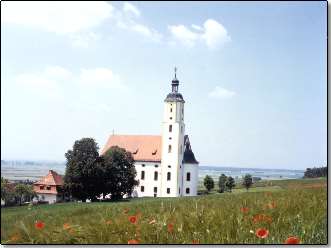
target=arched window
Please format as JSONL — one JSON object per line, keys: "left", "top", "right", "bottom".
{"left": 168, "top": 145, "right": 172, "bottom": 153}
{"left": 186, "top": 172, "right": 191, "bottom": 181}
{"left": 141, "top": 171, "right": 145, "bottom": 180}
{"left": 169, "top": 125, "right": 172, "bottom": 132}
{"left": 140, "top": 186, "right": 144, "bottom": 192}
{"left": 186, "top": 188, "right": 190, "bottom": 194}
{"left": 167, "top": 172, "right": 171, "bottom": 181}
{"left": 154, "top": 171, "right": 158, "bottom": 181}
{"left": 167, "top": 188, "right": 170, "bottom": 194}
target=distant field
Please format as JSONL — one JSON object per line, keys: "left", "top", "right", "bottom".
{"left": 1, "top": 178, "right": 327, "bottom": 244}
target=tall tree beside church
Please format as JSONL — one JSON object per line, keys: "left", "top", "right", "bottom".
{"left": 204, "top": 175, "right": 214, "bottom": 193}
{"left": 101, "top": 146, "right": 139, "bottom": 200}
{"left": 64, "top": 138, "right": 102, "bottom": 202}
{"left": 218, "top": 174, "right": 227, "bottom": 193}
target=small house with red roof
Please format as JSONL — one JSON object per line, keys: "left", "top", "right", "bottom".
{"left": 33, "top": 170, "right": 64, "bottom": 204}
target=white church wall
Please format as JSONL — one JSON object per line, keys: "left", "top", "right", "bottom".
{"left": 133, "top": 161, "right": 162, "bottom": 197}
{"left": 183, "top": 163, "right": 199, "bottom": 196}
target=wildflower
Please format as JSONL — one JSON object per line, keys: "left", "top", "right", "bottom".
{"left": 167, "top": 223, "right": 174, "bottom": 233}
{"left": 149, "top": 219, "right": 156, "bottom": 225}
{"left": 250, "top": 230, "right": 254, "bottom": 234}
{"left": 252, "top": 214, "right": 272, "bottom": 224}
{"left": 240, "top": 207, "right": 249, "bottom": 214}
{"left": 34, "top": 221, "right": 45, "bottom": 230}
{"left": 129, "top": 215, "right": 137, "bottom": 224}
{"left": 285, "top": 236, "right": 300, "bottom": 244}
{"left": 63, "top": 223, "right": 71, "bottom": 230}
{"left": 192, "top": 239, "right": 199, "bottom": 244}
{"left": 106, "top": 220, "right": 112, "bottom": 225}
{"left": 128, "top": 239, "right": 139, "bottom": 244}
{"left": 255, "top": 228, "right": 269, "bottom": 239}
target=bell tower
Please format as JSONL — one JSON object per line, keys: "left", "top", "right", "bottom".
{"left": 160, "top": 68, "right": 185, "bottom": 197}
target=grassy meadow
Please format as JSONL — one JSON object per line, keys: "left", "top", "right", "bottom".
{"left": 1, "top": 178, "right": 327, "bottom": 244}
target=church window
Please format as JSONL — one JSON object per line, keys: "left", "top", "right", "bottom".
{"left": 167, "top": 188, "right": 170, "bottom": 194}
{"left": 170, "top": 108, "right": 172, "bottom": 112}
{"left": 169, "top": 137, "right": 172, "bottom": 140}
{"left": 141, "top": 186, "right": 144, "bottom": 192}
{"left": 46, "top": 186, "right": 51, "bottom": 190}
{"left": 168, "top": 165, "right": 171, "bottom": 168}
{"left": 186, "top": 172, "right": 191, "bottom": 181}
{"left": 40, "top": 186, "right": 44, "bottom": 190}
{"left": 154, "top": 171, "right": 158, "bottom": 181}
{"left": 179, "top": 188, "right": 180, "bottom": 194}
{"left": 142, "top": 164, "right": 145, "bottom": 167}
{"left": 170, "top": 117, "right": 172, "bottom": 120}
{"left": 167, "top": 172, "right": 171, "bottom": 181}
{"left": 141, "top": 171, "right": 145, "bottom": 180}
{"left": 169, "top": 125, "right": 172, "bottom": 132}
{"left": 186, "top": 188, "right": 190, "bottom": 194}
{"left": 155, "top": 164, "right": 158, "bottom": 168}
{"left": 154, "top": 187, "right": 157, "bottom": 193}
{"left": 168, "top": 145, "right": 172, "bottom": 153}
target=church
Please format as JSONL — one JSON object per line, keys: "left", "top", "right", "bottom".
{"left": 101, "top": 70, "right": 199, "bottom": 197}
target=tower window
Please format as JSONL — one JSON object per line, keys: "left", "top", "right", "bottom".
{"left": 154, "top": 187, "right": 157, "bottom": 193}
{"left": 186, "top": 188, "right": 190, "bottom": 194}
{"left": 168, "top": 165, "right": 171, "bottom": 168}
{"left": 170, "top": 108, "right": 172, "bottom": 112}
{"left": 141, "top": 171, "right": 145, "bottom": 180}
{"left": 167, "top": 172, "right": 171, "bottom": 181}
{"left": 167, "top": 188, "right": 170, "bottom": 194}
{"left": 168, "top": 145, "right": 172, "bottom": 153}
{"left": 154, "top": 171, "right": 158, "bottom": 181}
{"left": 142, "top": 164, "right": 145, "bottom": 167}
{"left": 169, "top": 125, "right": 172, "bottom": 132}
{"left": 141, "top": 186, "right": 144, "bottom": 192}
{"left": 186, "top": 172, "right": 191, "bottom": 181}
{"left": 40, "top": 186, "right": 45, "bottom": 190}
{"left": 170, "top": 117, "right": 172, "bottom": 120}
{"left": 169, "top": 137, "right": 172, "bottom": 140}
{"left": 155, "top": 164, "right": 158, "bottom": 168}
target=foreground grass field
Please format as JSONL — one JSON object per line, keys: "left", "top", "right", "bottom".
{"left": 1, "top": 178, "right": 327, "bottom": 244}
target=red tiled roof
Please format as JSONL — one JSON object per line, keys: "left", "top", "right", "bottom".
{"left": 101, "top": 135, "right": 162, "bottom": 162}
{"left": 34, "top": 170, "right": 63, "bottom": 186}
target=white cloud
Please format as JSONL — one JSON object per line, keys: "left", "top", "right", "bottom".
{"left": 123, "top": 2, "right": 141, "bottom": 17}
{"left": 79, "top": 68, "right": 125, "bottom": 89}
{"left": 208, "top": 86, "right": 236, "bottom": 99}
{"left": 1, "top": 1, "right": 113, "bottom": 34}
{"left": 14, "top": 66, "right": 125, "bottom": 100}
{"left": 69, "top": 32, "right": 101, "bottom": 48}
{"left": 169, "top": 19, "right": 230, "bottom": 49}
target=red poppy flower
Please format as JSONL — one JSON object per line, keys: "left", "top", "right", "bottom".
{"left": 255, "top": 228, "right": 269, "bottom": 239}
{"left": 63, "top": 223, "right": 71, "bottom": 230}
{"left": 34, "top": 221, "right": 45, "bottom": 230}
{"left": 252, "top": 214, "right": 272, "bottom": 224}
{"left": 128, "top": 239, "right": 139, "bottom": 244}
{"left": 167, "top": 223, "right": 174, "bottom": 233}
{"left": 240, "top": 207, "right": 249, "bottom": 214}
{"left": 285, "top": 236, "right": 300, "bottom": 244}
{"left": 192, "top": 239, "right": 199, "bottom": 244}
{"left": 129, "top": 215, "right": 137, "bottom": 224}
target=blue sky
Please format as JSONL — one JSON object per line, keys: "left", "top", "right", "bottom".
{"left": 1, "top": 1, "right": 327, "bottom": 169}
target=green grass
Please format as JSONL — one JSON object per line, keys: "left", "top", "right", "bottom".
{"left": 1, "top": 178, "right": 327, "bottom": 244}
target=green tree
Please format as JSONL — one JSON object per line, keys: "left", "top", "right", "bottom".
{"left": 203, "top": 175, "right": 214, "bottom": 193}
{"left": 64, "top": 138, "right": 102, "bottom": 202}
{"left": 14, "top": 184, "right": 35, "bottom": 205}
{"left": 225, "top": 176, "right": 235, "bottom": 192}
{"left": 101, "top": 146, "right": 139, "bottom": 200}
{"left": 218, "top": 174, "right": 227, "bottom": 193}
{"left": 1, "top": 177, "right": 15, "bottom": 206}
{"left": 242, "top": 174, "right": 253, "bottom": 191}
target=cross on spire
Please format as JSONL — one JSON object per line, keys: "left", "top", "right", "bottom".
{"left": 174, "top": 67, "right": 177, "bottom": 79}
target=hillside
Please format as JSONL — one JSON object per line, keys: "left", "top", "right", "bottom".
{"left": 1, "top": 178, "right": 327, "bottom": 244}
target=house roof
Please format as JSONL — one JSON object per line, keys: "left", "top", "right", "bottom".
{"left": 34, "top": 170, "right": 63, "bottom": 186}
{"left": 101, "top": 135, "right": 162, "bottom": 162}
{"left": 101, "top": 134, "right": 199, "bottom": 164}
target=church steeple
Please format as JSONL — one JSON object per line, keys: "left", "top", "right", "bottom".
{"left": 165, "top": 67, "right": 185, "bottom": 103}
{"left": 172, "top": 67, "right": 179, "bottom": 93}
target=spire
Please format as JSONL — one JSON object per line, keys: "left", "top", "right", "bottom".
{"left": 172, "top": 67, "right": 179, "bottom": 93}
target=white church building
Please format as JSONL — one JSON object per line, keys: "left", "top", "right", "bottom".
{"left": 101, "top": 70, "right": 199, "bottom": 197}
